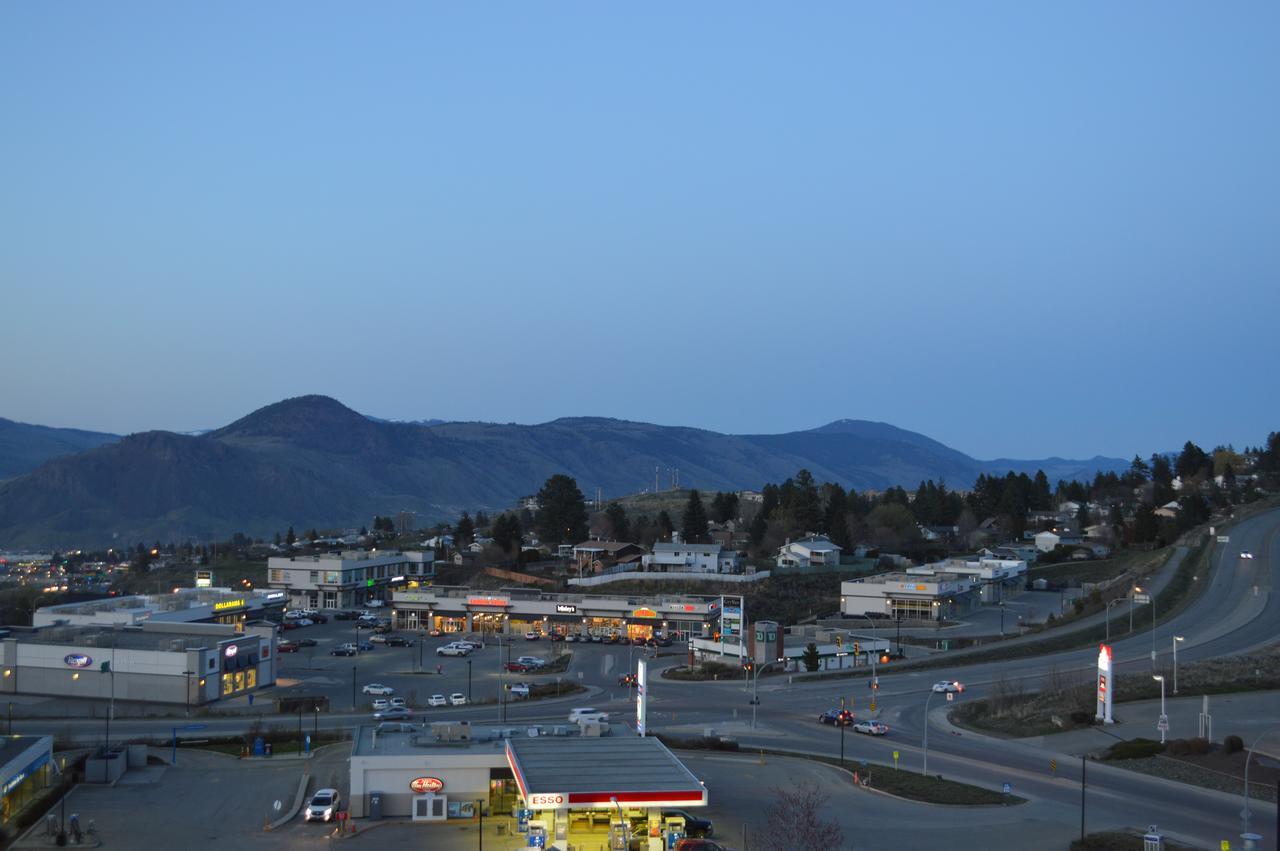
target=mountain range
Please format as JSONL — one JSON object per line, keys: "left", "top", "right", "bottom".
{"left": 0, "top": 395, "right": 1127, "bottom": 547}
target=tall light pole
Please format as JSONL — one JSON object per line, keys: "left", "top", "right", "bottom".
{"left": 1240, "top": 727, "right": 1279, "bottom": 840}
{"left": 1130, "top": 586, "right": 1138, "bottom": 633}
{"left": 1172, "top": 636, "right": 1184, "bottom": 694}
{"left": 748, "top": 658, "right": 785, "bottom": 729}
{"left": 1152, "top": 675, "right": 1167, "bottom": 744}
{"left": 466, "top": 659, "right": 473, "bottom": 703}
{"left": 922, "top": 688, "right": 938, "bottom": 775}
{"left": 1149, "top": 594, "right": 1158, "bottom": 670}
{"left": 1104, "top": 598, "right": 1125, "bottom": 643}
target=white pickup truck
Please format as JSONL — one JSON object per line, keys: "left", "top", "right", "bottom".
{"left": 436, "top": 643, "right": 472, "bottom": 657}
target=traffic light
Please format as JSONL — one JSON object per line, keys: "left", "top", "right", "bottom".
{"left": 854, "top": 642, "right": 860, "bottom": 654}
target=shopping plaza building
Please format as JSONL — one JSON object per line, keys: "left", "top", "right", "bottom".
{"left": 32, "top": 587, "right": 287, "bottom": 629}
{"left": 389, "top": 587, "right": 716, "bottom": 640}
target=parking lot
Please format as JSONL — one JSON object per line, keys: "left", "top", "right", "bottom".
{"left": 272, "top": 613, "right": 678, "bottom": 718}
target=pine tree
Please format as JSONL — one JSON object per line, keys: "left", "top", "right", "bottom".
{"left": 681, "top": 490, "right": 709, "bottom": 543}
{"left": 534, "top": 474, "right": 589, "bottom": 544}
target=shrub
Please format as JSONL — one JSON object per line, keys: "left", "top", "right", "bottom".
{"left": 1223, "top": 734, "right": 1244, "bottom": 754}
{"left": 1104, "top": 738, "right": 1165, "bottom": 760}
{"left": 1069, "top": 711, "right": 1093, "bottom": 726}
{"left": 1166, "top": 739, "right": 1189, "bottom": 756}
{"left": 1187, "top": 737, "right": 1210, "bottom": 755}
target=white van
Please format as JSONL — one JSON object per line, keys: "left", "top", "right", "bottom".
{"left": 568, "top": 707, "right": 608, "bottom": 724}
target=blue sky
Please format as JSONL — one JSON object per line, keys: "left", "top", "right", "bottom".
{"left": 2, "top": 2, "right": 1277, "bottom": 460}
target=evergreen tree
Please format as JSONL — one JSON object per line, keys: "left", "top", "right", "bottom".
{"left": 534, "top": 474, "right": 589, "bottom": 544}
{"left": 681, "top": 490, "right": 709, "bottom": 543}
{"left": 802, "top": 642, "right": 821, "bottom": 672}
{"left": 285, "top": 527, "right": 296, "bottom": 546}
{"left": 710, "top": 491, "right": 740, "bottom": 524}
{"left": 492, "top": 513, "right": 522, "bottom": 552}
{"left": 455, "top": 512, "right": 475, "bottom": 546}
{"left": 656, "top": 510, "right": 674, "bottom": 541}
{"left": 604, "top": 502, "right": 630, "bottom": 541}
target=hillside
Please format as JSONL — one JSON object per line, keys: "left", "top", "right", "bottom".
{"left": 0, "top": 395, "right": 1127, "bottom": 546}
{"left": 0, "top": 417, "right": 120, "bottom": 481}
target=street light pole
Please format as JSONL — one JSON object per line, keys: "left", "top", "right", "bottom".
{"left": 1150, "top": 595, "right": 1158, "bottom": 670}
{"left": 1241, "top": 727, "right": 1279, "bottom": 839}
{"left": 1104, "top": 598, "right": 1125, "bottom": 643}
{"left": 467, "top": 659, "right": 472, "bottom": 703}
{"left": 1172, "top": 635, "right": 1184, "bottom": 694}
{"left": 352, "top": 665, "right": 357, "bottom": 711}
{"left": 922, "top": 689, "right": 937, "bottom": 775}
{"left": 1153, "top": 675, "right": 1167, "bottom": 744}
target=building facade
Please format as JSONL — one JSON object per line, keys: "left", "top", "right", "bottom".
{"left": 267, "top": 550, "right": 434, "bottom": 609}
{"left": 33, "top": 587, "right": 287, "bottom": 629}
{"left": 841, "top": 572, "right": 979, "bottom": 621}
{"left": 775, "top": 535, "right": 843, "bottom": 569}
{"left": 642, "top": 540, "right": 740, "bottom": 574}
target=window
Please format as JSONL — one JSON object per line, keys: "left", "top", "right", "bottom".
{"left": 309, "top": 571, "right": 319, "bottom": 582}
{"left": 270, "top": 569, "right": 285, "bottom": 583}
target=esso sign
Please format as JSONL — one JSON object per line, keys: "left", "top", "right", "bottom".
{"left": 410, "top": 776, "right": 444, "bottom": 794}
{"left": 528, "top": 793, "right": 565, "bottom": 808}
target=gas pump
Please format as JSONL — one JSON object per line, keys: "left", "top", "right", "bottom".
{"left": 608, "top": 821, "right": 629, "bottom": 850}
{"left": 527, "top": 820, "right": 548, "bottom": 847}
{"left": 664, "top": 814, "right": 687, "bottom": 850}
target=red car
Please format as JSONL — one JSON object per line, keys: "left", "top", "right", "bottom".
{"left": 505, "top": 662, "right": 530, "bottom": 673}
{"left": 277, "top": 641, "right": 299, "bottom": 653}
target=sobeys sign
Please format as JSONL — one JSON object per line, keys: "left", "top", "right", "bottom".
{"left": 410, "top": 776, "right": 444, "bottom": 793}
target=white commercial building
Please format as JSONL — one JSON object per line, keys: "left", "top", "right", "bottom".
{"left": 841, "top": 572, "right": 979, "bottom": 622}
{"left": 267, "top": 550, "right": 434, "bottom": 609}
{"left": 907, "top": 557, "right": 1026, "bottom": 603}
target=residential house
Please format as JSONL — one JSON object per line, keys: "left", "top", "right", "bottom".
{"left": 776, "top": 535, "right": 843, "bottom": 569}
{"left": 642, "top": 533, "right": 741, "bottom": 574}
{"left": 571, "top": 540, "right": 648, "bottom": 574}
{"left": 1154, "top": 501, "right": 1181, "bottom": 520}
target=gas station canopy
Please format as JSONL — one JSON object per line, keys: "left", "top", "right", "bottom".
{"left": 505, "top": 737, "right": 708, "bottom": 810}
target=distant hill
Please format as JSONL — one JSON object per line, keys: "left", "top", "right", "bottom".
{"left": 0, "top": 395, "right": 1127, "bottom": 546}
{"left": 0, "top": 417, "right": 119, "bottom": 481}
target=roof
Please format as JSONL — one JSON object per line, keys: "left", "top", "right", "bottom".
{"left": 0, "top": 736, "right": 49, "bottom": 771}
{"left": 573, "top": 541, "right": 644, "bottom": 555}
{"left": 506, "top": 736, "right": 706, "bottom": 808}
{"left": 784, "top": 536, "right": 841, "bottom": 551}
{"left": 650, "top": 543, "right": 722, "bottom": 554}
{"left": 13, "top": 624, "right": 238, "bottom": 652}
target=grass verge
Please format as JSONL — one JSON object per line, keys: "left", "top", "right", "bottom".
{"left": 1071, "top": 830, "right": 1199, "bottom": 851}
{"left": 656, "top": 734, "right": 1023, "bottom": 806}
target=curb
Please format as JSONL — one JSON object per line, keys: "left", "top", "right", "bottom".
{"left": 267, "top": 769, "right": 312, "bottom": 830}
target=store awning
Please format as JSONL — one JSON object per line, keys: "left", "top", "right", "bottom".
{"left": 505, "top": 736, "right": 707, "bottom": 811}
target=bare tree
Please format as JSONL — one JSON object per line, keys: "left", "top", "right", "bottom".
{"left": 762, "top": 781, "right": 845, "bottom": 851}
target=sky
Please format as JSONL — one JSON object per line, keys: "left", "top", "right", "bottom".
{"left": 2, "top": 2, "right": 1278, "bottom": 461}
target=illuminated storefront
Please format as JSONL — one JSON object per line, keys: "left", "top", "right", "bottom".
{"left": 0, "top": 736, "right": 53, "bottom": 835}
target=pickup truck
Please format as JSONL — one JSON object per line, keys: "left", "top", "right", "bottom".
{"left": 436, "top": 644, "right": 471, "bottom": 657}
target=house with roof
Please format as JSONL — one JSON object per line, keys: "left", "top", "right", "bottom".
{"left": 776, "top": 535, "right": 843, "bottom": 569}
{"left": 642, "top": 533, "right": 740, "bottom": 574}
{"left": 571, "top": 540, "right": 648, "bottom": 574}
{"left": 1154, "top": 501, "right": 1181, "bottom": 519}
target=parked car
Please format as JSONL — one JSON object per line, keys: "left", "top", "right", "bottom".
{"left": 304, "top": 788, "right": 341, "bottom": 823}
{"left": 375, "top": 722, "right": 415, "bottom": 733}
{"left": 308, "top": 613, "right": 328, "bottom": 624}
{"left": 362, "top": 683, "right": 394, "bottom": 696}
{"left": 818, "top": 709, "right": 854, "bottom": 726}
{"left": 437, "top": 644, "right": 471, "bottom": 657}
{"left": 853, "top": 720, "right": 889, "bottom": 736}
{"left": 505, "top": 662, "right": 531, "bottom": 673}
{"left": 368, "top": 634, "right": 388, "bottom": 644}
{"left": 277, "top": 641, "right": 299, "bottom": 653}
{"left": 371, "top": 698, "right": 390, "bottom": 711}
{"left": 357, "top": 641, "right": 375, "bottom": 652}
{"left": 373, "top": 623, "right": 394, "bottom": 634}
{"left": 293, "top": 637, "right": 317, "bottom": 648}
{"left": 449, "top": 693, "right": 467, "bottom": 706}
{"left": 384, "top": 636, "right": 413, "bottom": 647}
{"left": 389, "top": 697, "right": 407, "bottom": 709}
{"left": 330, "top": 646, "right": 356, "bottom": 657}
{"left": 333, "top": 610, "right": 359, "bottom": 620}
{"left": 664, "top": 809, "right": 713, "bottom": 838}
{"left": 932, "top": 680, "right": 964, "bottom": 694}
{"left": 524, "top": 631, "right": 540, "bottom": 640}
{"left": 373, "top": 707, "right": 412, "bottom": 720}
{"left": 427, "top": 694, "right": 447, "bottom": 707}
{"left": 293, "top": 618, "right": 314, "bottom": 627}
{"left": 509, "top": 682, "right": 531, "bottom": 699}
{"left": 365, "top": 599, "right": 385, "bottom": 607}
{"left": 281, "top": 621, "right": 300, "bottom": 631}
{"left": 515, "top": 656, "right": 545, "bottom": 668}
{"left": 564, "top": 634, "right": 577, "bottom": 643}
{"left": 455, "top": 639, "right": 484, "bottom": 651}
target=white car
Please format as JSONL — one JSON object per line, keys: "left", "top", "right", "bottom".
{"left": 389, "top": 697, "right": 407, "bottom": 709}
{"left": 437, "top": 644, "right": 471, "bottom": 657}
{"left": 362, "top": 683, "right": 395, "bottom": 696}
{"left": 516, "top": 656, "right": 546, "bottom": 668}
{"left": 509, "top": 683, "right": 531, "bottom": 699}
{"left": 368, "top": 634, "right": 388, "bottom": 644}
{"left": 455, "top": 639, "right": 484, "bottom": 651}
{"left": 371, "top": 698, "right": 390, "bottom": 711}
{"left": 1240, "top": 551, "right": 1254, "bottom": 560}
{"left": 304, "top": 788, "right": 340, "bottom": 822}
{"left": 366, "top": 599, "right": 385, "bottom": 607}
{"left": 449, "top": 693, "right": 467, "bottom": 706}
{"left": 932, "top": 681, "right": 964, "bottom": 694}
{"left": 568, "top": 707, "right": 607, "bottom": 724}
{"left": 853, "top": 720, "right": 889, "bottom": 736}
{"left": 293, "top": 618, "right": 314, "bottom": 627}
{"left": 427, "top": 694, "right": 447, "bottom": 707}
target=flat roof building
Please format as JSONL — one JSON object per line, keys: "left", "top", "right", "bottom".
{"left": 0, "top": 621, "right": 275, "bottom": 706}
{"left": 268, "top": 550, "right": 434, "bottom": 610}
{"left": 841, "top": 572, "right": 980, "bottom": 622}
{"left": 33, "top": 587, "right": 287, "bottom": 629}
{"left": 0, "top": 735, "right": 53, "bottom": 837}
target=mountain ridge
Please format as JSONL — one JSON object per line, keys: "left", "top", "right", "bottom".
{"left": 0, "top": 396, "right": 1128, "bottom": 546}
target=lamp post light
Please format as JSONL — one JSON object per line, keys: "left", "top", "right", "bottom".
{"left": 313, "top": 706, "right": 320, "bottom": 744}
{"left": 466, "top": 659, "right": 473, "bottom": 703}
{"left": 182, "top": 669, "right": 195, "bottom": 717}
{"left": 1240, "top": 727, "right": 1280, "bottom": 840}
{"left": 748, "top": 657, "right": 786, "bottom": 729}
{"left": 1172, "top": 636, "right": 1184, "bottom": 694}
{"left": 352, "top": 665, "right": 358, "bottom": 712}
{"left": 1130, "top": 586, "right": 1139, "bottom": 633}
{"left": 1153, "top": 675, "right": 1167, "bottom": 744}
{"left": 999, "top": 602, "right": 1005, "bottom": 636}
{"left": 922, "top": 688, "right": 938, "bottom": 776}
{"left": 1104, "top": 598, "right": 1126, "bottom": 643}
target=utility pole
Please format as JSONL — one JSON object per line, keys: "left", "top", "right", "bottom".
{"left": 1080, "top": 755, "right": 1086, "bottom": 841}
